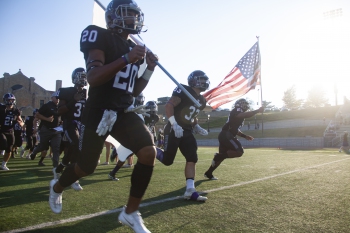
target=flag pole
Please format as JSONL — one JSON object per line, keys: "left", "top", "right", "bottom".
{"left": 256, "top": 36, "right": 264, "bottom": 137}
{"left": 94, "top": 0, "right": 201, "bottom": 108}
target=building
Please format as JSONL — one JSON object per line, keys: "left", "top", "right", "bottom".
{"left": 0, "top": 70, "right": 62, "bottom": 117}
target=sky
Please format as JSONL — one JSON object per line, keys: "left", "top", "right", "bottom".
{"left": 1, "top": 0, "right": 350, "bottom": 109}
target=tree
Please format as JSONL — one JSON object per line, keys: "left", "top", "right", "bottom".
{"left": 262, "top": 100, "right": 275, "bottom": 109}
{"left": 303, "top": 86, "right": 328, "bottom": 108}
{"left": 282, "top": 85, "right": 303, "bottom": 109}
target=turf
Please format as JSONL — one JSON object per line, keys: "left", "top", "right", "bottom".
{"left": 1, "top": 147, "right": 350, "bottom": 233}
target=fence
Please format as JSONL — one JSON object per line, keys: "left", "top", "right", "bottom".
{"left": 197, "top": 137, "right": 325, "bottom": 149}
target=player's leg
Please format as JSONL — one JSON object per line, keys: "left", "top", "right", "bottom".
{"left": 1, "top": 132, "right": 14, "bottom": 170}
{"left": 156, "top": 123, "right": 178, "bottom": 166}
{"left": 179, "top": 131, "right": 207, "bottom": 201}
{"left": 113, "top": 112, "right": 155, "bottom": 226}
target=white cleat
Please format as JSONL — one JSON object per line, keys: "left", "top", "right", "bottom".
{"left": 71, "top": 181, "right": 83, "bottom": 191}
{"left": 118, "top": 208, "right": 151, "bottom": 233}
{"left": 1, "top": 165, "right": 9, "bottom": 171}
{"left": 184, "top": 188, "right": 207, "bottom": 202}
{"left": 49, "top": 179, "right": 63, "bottom": 214}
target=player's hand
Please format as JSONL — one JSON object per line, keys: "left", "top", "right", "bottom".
{"left": 257, "top": 107, "right": 264, "bottom": 113}
{"left": 172, "top": 122, "right": 183, "bottom": 138}
{"left": 245, "top": 135, "right": 254, "bottom": 141}
{"left": 128, "top": 45, "right": 146, "bottom": 64}
{"left": 47, "top": 116, "right": 54, "bottom": 122}
{"left": 193, "top": 124, "right": 208, "bottom": 136}
{"left": 73, "top": 92, "right": 84, "bottom": 102}
{"left": 145, "top": 51, "right": 158, "bottom": 71}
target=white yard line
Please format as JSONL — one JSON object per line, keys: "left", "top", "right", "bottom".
{"left": 3, "top": 157, "right": 350, "bottom": 233}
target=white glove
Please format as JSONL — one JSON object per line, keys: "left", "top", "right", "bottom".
{"left": 125, "top": 105, "right": 150, "bottom": 117}
{"left": 193, "top": 124, "right": 208, "bottom": 136}
{"left": 168, "top": 116, "right": 183, "bottom": 138}
{"left": 96, "top": 110, "right": 117, "bottom": 136}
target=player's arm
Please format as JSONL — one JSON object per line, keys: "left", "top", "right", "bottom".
{"left": 16, "top": 115, "right": 24, "bottom": 127}
{"left": 237, "top": 130, "right": 254, "bottom": 141}
{"left": 236, "top": 107, "right": 264, "bottom": 118}
{"left": 35, "top": 112, "right": 54, "bottom": 123}
{"left": 134, "top": 51, "right": 158, "bottom": 96}
{"left": 86, "top": 45, "right": 149, "bottom": 88}
{"left": 165, "top": 96, "right": 181, "bottom": 119}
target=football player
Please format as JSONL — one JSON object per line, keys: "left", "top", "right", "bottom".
{"left": 30, "top": 92, "right": 62, "bottom": 167}
{"left": 49, "top": 1, "right": 158, "bottom": 232}
{"left": 156, "top": 70, "right": 210, "bottom": 202}
{"left": 52, "top": 67, "right": 87, "bottom": 191}
{"left": 21, "top": 109, "right": 38, "bottom": 158}
{"left": 203, "top": 99, "right": 264, "bottom": 180}
{"left": 144, "top": 101, "right": 159, "bottom": 143}
{"left": 0, "top": 93, "right": 24, "bottom": 170}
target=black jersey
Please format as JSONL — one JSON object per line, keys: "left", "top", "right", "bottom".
{"left": 13, "top": 122, "right": 23, "bottom": 135}
{"left": 80, "top": 25, "right": 143, "bottom": 110}
{"left": 221, "top": 108, "right": 245, "bottom": 136}
{"left": 0, "top": 105, "right": 21, "bottom": 132}
{"left": 38, "top": 101, "right": 60, "bottom": 129}
{"left": 25, "top": 116, "right": 35, "bottom": 135}
{"left": 57, "top": 87, "right": 86, "bottom": 121}
{"left": 172, "top": 84, "right": 206, "bottom": 130}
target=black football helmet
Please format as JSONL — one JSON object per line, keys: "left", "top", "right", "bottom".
{"left": 145, "top": 101, "right": 158, "bottom": 115}
{"left": 72, "top": 67, "right": 87, "bottom": 87}
{"left": 188, "top": 70, "right": 210, "bottom": 92}
{"left": 234, "top": 98, "right": 250, "bottom": 112}
{"left": 3, "top": 93, "right": 16, "bottom": 106}
{"left": 134, "top": 92, "right": 145, "bottom": 107}
{"left": 105, "top": 0, "right": 144, "bottom": 34}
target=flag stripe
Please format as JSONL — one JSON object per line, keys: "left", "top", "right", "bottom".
{"left": 203, "top": 42, "right": 261, "bottom": 109}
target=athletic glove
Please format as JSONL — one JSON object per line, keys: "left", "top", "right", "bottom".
{"left": 96, "top": 110, "right": 117, "bottom": 136}
{"left": 168, "top": 116, "right": 183, "bottom": 138}
{"left": 193, "top": 124, "right": 208, "bottom": 136}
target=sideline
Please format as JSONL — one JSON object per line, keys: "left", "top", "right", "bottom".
{"left": 4, "top": 157, "right": 350, "bottom": 233}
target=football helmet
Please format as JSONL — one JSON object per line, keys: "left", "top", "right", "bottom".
{"left": 188, "top": 70, "right": 210, "bottom": 92}
{"left": 72, "top": 67, "right": 87, "bottom": 87}
{"left": 105, "top": 0, "right": 144, "bottom": 34}
{"left": 234, "top": 98, "right": 249, "bottom": 112}
{"left": 145, "top": 101, "right": 158, "bottom": 115}
{"left": 3, "top": 93, "right": 16, "bottom": 106}
{"left": 134, "top": 92, "right": 145, "bottom": 107}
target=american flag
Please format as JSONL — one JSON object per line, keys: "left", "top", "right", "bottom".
{"left": 203, "top": 42, "right": 261, "bottom": 109}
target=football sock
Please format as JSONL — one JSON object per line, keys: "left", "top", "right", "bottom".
{"left": 55, "top": 163, "right": 66, "bottom": 173}
{"left": 130, "top": 162, "right": 154, "bottom": 198}
{"left": 58, "top": 163, "right": 80, "bottom": 188}
{"left": 111, "top": 165, "right": 121, "bottom": 175}
{"left": 186, "top": 178, "right": 195, "bottom": 190}
{"left": 39, "top": 157, "right": 45, "bottom": 163}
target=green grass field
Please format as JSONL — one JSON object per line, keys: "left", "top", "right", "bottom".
{"left": 1, "top": 147, "right": 350, "bottom": 233}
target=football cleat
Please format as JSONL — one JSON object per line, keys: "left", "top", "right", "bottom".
{"left": 52, "top": 167, "right": 61, "bottom": 180}
{"left": 108, "top": 172, "right": 119, "bottom": 181}
{"left": 184, "top": 188, "right": 207, "bottom": 202}
{"left": 118, "top": 208, "right": 151, "bottom": 233}
{"left": 49, "top": 179, "right": 63, "bottom": 214}
{"left": 1, "top": 165, "right": 9, "bottom": 171}
{"left": 71, "top": 181, "right": 83, "bottom": 191}
{"left": 204, "top": 172, "right": 218, "bottom": 180}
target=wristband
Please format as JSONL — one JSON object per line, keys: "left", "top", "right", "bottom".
{"left": 122, "top": 55, "right": 129, "bottom": 65}
{"left": 142, "top": 69, "right": 153, "bottom": 81}
{"left": 124, "top": 54, "right": 130, "bottom": 64}
{"left": 168, "top": 116, "right": 176, "bottom": 125}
